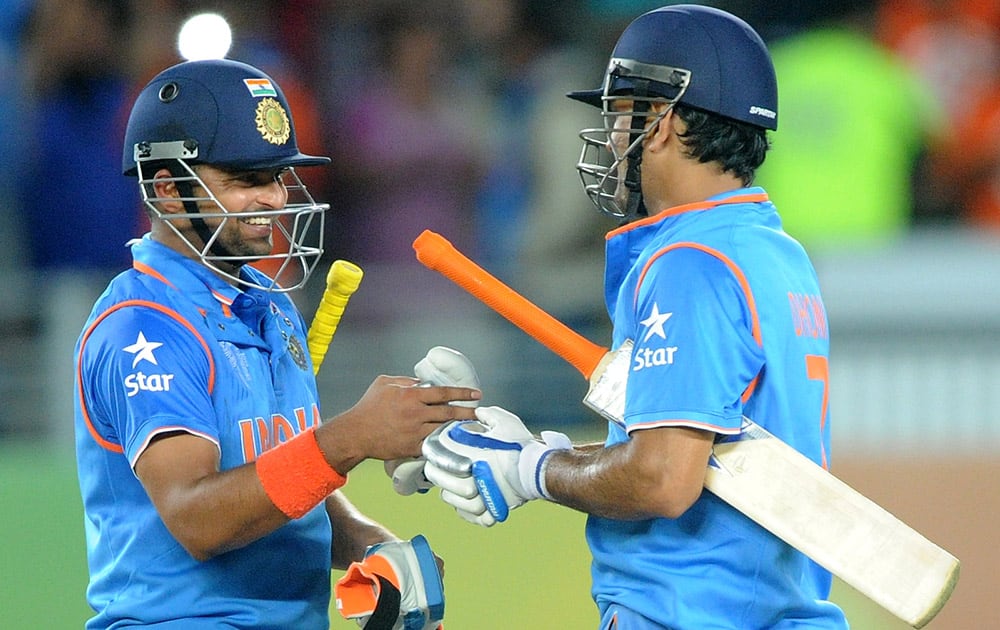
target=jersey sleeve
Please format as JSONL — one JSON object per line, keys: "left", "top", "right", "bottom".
{"left": 624, "top": 246, "right": 765, "bottom": 434}
{"left": 79, "top": 303, "right": 218, "bottom": 467}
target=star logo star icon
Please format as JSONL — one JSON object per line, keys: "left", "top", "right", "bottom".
{"left": 123, "top": 332, "right": 163, "bottom": 369}
{"left": 640, "top": 303, "right": 672, "bottom": 342}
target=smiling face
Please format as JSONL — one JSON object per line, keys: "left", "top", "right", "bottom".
{"left": 190, "top": 165, "right": 290, "bottom": 263}
{"left": 148, "top": 163, "right": 293, "bottom": 280}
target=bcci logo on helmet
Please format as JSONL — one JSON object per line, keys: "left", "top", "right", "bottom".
{"left": 255, "top": 97, "right": 290, "bottom": 145}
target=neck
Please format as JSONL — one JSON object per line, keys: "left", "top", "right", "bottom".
{"left": 150, "top": 221, "right": 243, "bottom": 286}
{"left": 647, "top": 165, "right": 745, "bottom": 214}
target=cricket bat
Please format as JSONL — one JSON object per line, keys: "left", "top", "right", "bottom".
{"left": 307, "top": 259, "right": 364, "bottom": 375}
{"left": 412, "top": 229, "right": 959, "bottom": 629}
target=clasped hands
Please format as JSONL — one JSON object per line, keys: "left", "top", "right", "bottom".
{"left": 386, "top": 347, "right": 571, "bottom": 527}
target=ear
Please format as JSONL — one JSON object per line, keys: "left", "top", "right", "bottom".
{"left": 646, "top": 105, "right": 675, "bottom": 153}
{"left": 150, "top": 168, "right": 185, "bottom": 215}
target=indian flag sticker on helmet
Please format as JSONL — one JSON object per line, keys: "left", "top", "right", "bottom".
{"left": 255, "top": 97, "right": 290, "bottom": 145}
{"left": 244, "top": 77, "right": 278, "bottom": 97}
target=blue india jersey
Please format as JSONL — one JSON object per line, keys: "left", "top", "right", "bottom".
{"left": 587, "top": 188, "right": 847, "bottom": 628}
{"left": 75, "top": 236, "right": 332, "bottom": 629}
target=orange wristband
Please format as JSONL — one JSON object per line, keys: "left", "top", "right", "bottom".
{"left": 256, "top": 427, "right": 347, "bottom": 519}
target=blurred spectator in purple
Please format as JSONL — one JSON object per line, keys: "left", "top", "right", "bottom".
{"left": 20, "top": 0, "right": 144, "bottom": 275}
{"left": 460, "top": 0, "right": 614, "bottom": 313}
{"left": 323, "top": 3, "right": 486, "bottom": 267}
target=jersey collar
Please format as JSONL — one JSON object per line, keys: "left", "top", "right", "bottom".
{"left": 130, "top": 235, "right": 244, "bottom": 309}
{"left": 605, "top": 187, "right": 770, "bottom": 240}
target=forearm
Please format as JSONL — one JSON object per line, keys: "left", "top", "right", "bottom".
{"left": 543, "top": 446, "right": 669, "bottom": 520}
{"left": 544, "top": 429, "right": 711, "bottom": 520}
{"left": 138, "top": 431, "right": 341, "bottom": 561}
{"left": 149, "top": 458, "right": 292, "bottom": 561}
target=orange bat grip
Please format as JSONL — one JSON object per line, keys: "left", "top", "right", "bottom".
{"left": 413, "top": 229, "right": 607, "bottom": 379}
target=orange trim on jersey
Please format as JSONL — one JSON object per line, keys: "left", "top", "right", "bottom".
{"left": 210, "top": 290, "right": 235, "bottom": 318}
{"left": 606, "top": 192, "right": 770, "bottom": 240}
{"left": 634, "top": 242, "right": 763, "bottom": 403}
{"left": 133, "top": 260, "right": 176, "bottom": 289}
{"left": 76, "top": 299, "right": 217, "bottom": 453}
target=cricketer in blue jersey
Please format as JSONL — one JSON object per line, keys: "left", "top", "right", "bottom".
{"left": 420, "top": 5, "right": 850, "bottom": 628}
{"left": 74, "top": 58, "right": 479, "bottom": 629}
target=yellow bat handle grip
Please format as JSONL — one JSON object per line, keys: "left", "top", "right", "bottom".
{"left": 307, "top": 260, "right": 364, "bottom": 375}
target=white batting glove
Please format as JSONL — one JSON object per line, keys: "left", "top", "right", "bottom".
{"left": 386, "top": 347, "right": 480, "bottom": 496}
{"left": 422, "top": 406, "right": 572, "bottom": 527}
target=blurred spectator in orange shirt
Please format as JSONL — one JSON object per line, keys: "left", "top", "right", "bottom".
{"left": 876, "top": 0, "right": 1000, "bottom": 228}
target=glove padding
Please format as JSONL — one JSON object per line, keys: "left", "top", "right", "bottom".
{"left": 335, "top": 534, "right": 444, "bottom": 630}
{"left": 387, "top": 347, "right": 480, "bottom": 496}
{"left": 422, "top": 406, "right": 572, "bottom": 527}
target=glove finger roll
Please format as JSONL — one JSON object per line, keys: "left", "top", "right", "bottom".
{"left": 424, "top": 462, "right": 480, "bottom": 499}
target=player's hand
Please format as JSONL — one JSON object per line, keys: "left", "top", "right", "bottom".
{"left": 335, "top": 534, "right": 444, "bottom": 630}
{"left": 386, "top": 347, "right": 481, "bottom": 496}
{"left": 325, "top": 375, "right": 481, "bottom": 467}
{"left": 422, "top": 406, "right": 571, "bottom": 526}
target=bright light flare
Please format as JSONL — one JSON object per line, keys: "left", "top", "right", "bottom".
{"left": 177, "top": 13, "right": 232, "bottom": 61}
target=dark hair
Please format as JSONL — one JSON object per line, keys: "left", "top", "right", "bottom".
{"left": 672, "top": 104, "right": 770, "bottom": 185}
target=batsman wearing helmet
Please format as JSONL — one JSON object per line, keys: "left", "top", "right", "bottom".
{"left": 73, "top": 58, "right": 479, "bottom": 629}
{"left": 420, "top": 5, "right": 849, "bottom": 628}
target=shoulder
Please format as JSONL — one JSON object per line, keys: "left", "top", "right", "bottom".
{"left": 86, "top": 270, "right": 211, "bottom": 335}
{"left": 638, "top": 240, "right": 743, "bottom": 288}
{"left": 79, "top": 279, "right": 217, "bottom": 377}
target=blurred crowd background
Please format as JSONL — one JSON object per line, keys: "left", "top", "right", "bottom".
{"left": 2, "top": 1, "right": 999, "bottom": 627}
{"left": 4, "top": 0, "right": 1000, "bottom": 444}
{"left": 0, "top": 0, "right": 996, "bottom": 443}
{"left": 2, "top": 0, "right": 1000, "bottom": 465}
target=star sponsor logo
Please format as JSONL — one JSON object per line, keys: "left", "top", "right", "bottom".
{"left": 123, "top": 331, "right": 163, "bottom": 368}
{"left": 122, "top": 331, "right": 175, "bottom": 397}
{"left": 124, "top": 371, "right": 175, "bottom": 397}
{"left": 634, "top": 302, "right": 678, "bottom": 372}
{"left": 639, "top": 303, "right": 672, "bottom": 342}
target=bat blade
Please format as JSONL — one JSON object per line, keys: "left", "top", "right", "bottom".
{"left": 413, "top": 230, "right": 959, "bottom": 628}
{"left": 707, "top": 422, "right": 959, "bottom": 628}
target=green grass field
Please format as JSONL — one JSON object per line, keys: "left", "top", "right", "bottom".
{"left": 0, "top": 441, "right": 907, "bottom": 629}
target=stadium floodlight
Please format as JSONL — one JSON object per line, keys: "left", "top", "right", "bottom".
{"left": 177, "top": 13, "right": 232, "bottom": 61}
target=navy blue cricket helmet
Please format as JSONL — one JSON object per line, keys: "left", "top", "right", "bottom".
{"left": 122, "top": 58, "right": 330, "bottom": 176}
{"left": 568, "top": 4, "right": 777, "bottom": 130}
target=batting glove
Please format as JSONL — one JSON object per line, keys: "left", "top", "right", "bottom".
{"left": 386, "top": 346, "right": 480, "bottom": 496}
{"left": 335, "top": 534, "right": 444, "bottom": 630}
{"left": 422, "top": 406, "right": 572, "bottom": 527}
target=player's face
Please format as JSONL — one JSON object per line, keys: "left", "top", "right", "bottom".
{"left": 607, "top": 99, "right": 639, "bottom": 211}
{"left": 192, "top": 165, "right": 290, "bottom": 264}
